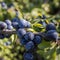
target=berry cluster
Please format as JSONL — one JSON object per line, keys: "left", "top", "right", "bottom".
{"left": 0, "top": 1, "right": 59, "bottom": 60}
{"left": 0, "top": 17, "right": 31, "bottom": 39}
{"left": 45, "top": 23, "right": 58, "bottom": 41}
{"left": 0, "top": 19, "right": 13, "bottom": 39}
{"left": 0, "top": 17, "right": 59, "bottom": 60}
{"left": 12, "top": 18, "right": 42, "bottom": 60}
{"left": 17, "top": 28, "right": 42, "bottom": 60}
{"left": 16, "top": 22, "right": 59, "bottom": 60}
{"left": 12, "top": 18, "right": 31, "bottom": 30}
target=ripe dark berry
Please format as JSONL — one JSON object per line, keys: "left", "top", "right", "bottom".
{"left": 12, "top": 17, "right": 20, "bottom": 29}
{"left": 20, "top": 38, "right": 28, "bottom": 45}
{"left": 25, "top": 41, "right": 34, "bottom": 51}
{"left": 46, "top": 23, "right": 56, "bottom": 31}
{"left": 17, "top": 29, "right": 26, "bottom": 38}
{"left": 19, "top": 19, "right": 27, "bottom": 28}
{"left": 24, "top": 34, "right": 29, "bottom": 41}
{"left": 24, "top": 32, "right": 34, "bottom": 41}
{"left": 0, "top": 21, "right": 7, "bottom": 30}
{"left": 33, "top": 35, "right": 42, "bottom": 44}
{"left": 24, "top": 52, "right": 34, "bottom": 60}
{"left": 5, "top": 19, "right": 12, "bottom": 25}
{"left": 12, "top": 22, "right": 19, "bottom": 29}
{"left": 45, "top": 30, "right": 58, "bottom": 41}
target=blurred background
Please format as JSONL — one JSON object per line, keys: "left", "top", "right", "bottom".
{"left": 0, "top": 0, "right": 60, "bottom": 60}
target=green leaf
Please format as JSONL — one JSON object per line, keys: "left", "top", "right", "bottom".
{"left": 33, "top": 23, "right": 44, "bottom": 32}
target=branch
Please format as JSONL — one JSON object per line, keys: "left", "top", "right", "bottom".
{"left": 0, "top": 29, "right": 60, "bottom": 40}
{"left": 0, "top": 30, "right": 16, "bottom": 34}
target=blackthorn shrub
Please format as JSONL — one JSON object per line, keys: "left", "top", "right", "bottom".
{"left": 7, "top": 25, "right": 13, "bottom": 30}
{"left": 0, "top": 1, "right": 59, "bottom": 60}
